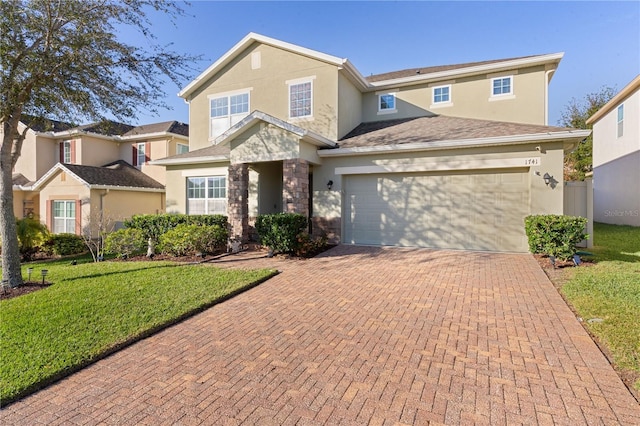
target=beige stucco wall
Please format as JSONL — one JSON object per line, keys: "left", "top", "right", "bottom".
{"left": 361, "top": 65, "right": 548, "bottom": 125}
{"left": 187, "top": 42, "right": 340, "bottom": 151}
{"left": 91, "top": 189, "right": 165, "bottom": 231}
{"left": 13, "top": 132, "right": 58, "bottom": 182}
{"left": 229, "top": 123, "right": 321, "bottom": 165}
{"left": 77, "top": 135, "right": 120, "bottom": 166}
{"left": 337, "top": 73, "right": 363, "bottom": 139}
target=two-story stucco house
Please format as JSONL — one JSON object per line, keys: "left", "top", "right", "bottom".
{"left": 586, "top": 75, "right": 640, "bottom": 227}
{"left": 153, "top": 33, "right": 590, "bottom": 252}
{"left": 9, "top": 118, "right": 189, "bottom": 234}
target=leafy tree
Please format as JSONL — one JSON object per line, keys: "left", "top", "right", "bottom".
{"left": 559, "top": 86, "right": 616, "bottom": 181}
{"left": 0, "top": 0, "right": 199, "bottom": 287}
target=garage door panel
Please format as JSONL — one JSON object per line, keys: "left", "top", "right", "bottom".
{"left": 344, "top": 171, "right": 529, "bottom": 252}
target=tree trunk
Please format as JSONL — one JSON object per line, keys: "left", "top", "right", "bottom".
{"left": 1, "top": 131, "right": 24, "bottom": 288}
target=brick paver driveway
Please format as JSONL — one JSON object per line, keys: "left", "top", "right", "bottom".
{"left": 2, "top": 246, "right": 639, "bottom": 425}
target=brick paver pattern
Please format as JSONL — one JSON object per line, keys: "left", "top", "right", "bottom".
{"left": 2, "top": 246, "right": 639, "bottom": 425}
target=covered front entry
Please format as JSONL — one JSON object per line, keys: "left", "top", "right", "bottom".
{"left": 343, "top": 169, "right": 530, "bottom": 252}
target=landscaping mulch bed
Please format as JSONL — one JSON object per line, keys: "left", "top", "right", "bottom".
{"left": 1, "top": 282, "right": 52, "bottom": 301}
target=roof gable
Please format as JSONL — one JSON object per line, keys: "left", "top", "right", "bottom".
{"left": 30, "top": 161, "right": 164, "bottom": 191}
{"left": 586, "top": 74, "right": 640, "bottom": 125}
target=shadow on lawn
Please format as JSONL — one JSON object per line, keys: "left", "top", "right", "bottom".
{"left": 60, "top": 263, "right": 184, "bottom": 283}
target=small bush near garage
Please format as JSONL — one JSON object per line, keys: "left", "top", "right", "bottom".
{"left": 255, "top": 213, "right": 309, "bottom": 255}
{"left": 42, "top": 233, "right": 86, "bottom": 257}
{"left": 104, "top": 228, "right": 147, "bottom": 259}
{"left": 524, "top": 214, "right": 588, "bottom": 260}
{"left": 158, "top": 224, "right": 228, "bottom": 257}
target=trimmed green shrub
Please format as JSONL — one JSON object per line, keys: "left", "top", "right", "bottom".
{"left": 104, "top": 228, "right": 146, "bottom": 258}
{"left": 524, "top": 214, "right": 589, "bottom": 260}
{"left": 158, "top": 224, "right": 228, "bottom": 257}
{"left": 16, "top": 217, "right": 50, "bottom": 260}
{"left": 124, "top": 214, "right": 229, "bottom": 256}
{"left": 43, "top": 233, "right": 86, "bottom": 256}
{"left": 255, "top": 213, "right": 309, "bottom": 254}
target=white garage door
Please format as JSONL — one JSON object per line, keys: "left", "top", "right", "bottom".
{"left": 343, "top": 169, "right": 530, "bottom": 252}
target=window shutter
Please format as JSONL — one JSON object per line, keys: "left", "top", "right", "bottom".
{"left": 59, "top": 143, "right": 64, "bottom": 163}
{"left": 132, "top": 145, "right": 138, "bottom": 166}
{"left": 145, "top": 142, "right": 151, "bottom": 163}
{"left": 46, "top": 200, "right": 53, "bottom": 231}
{"left": 75, "top": 199, "right": 82, "bottom": 235}
{"left": 71, "top": 140, "right": 76, "bottom": 164}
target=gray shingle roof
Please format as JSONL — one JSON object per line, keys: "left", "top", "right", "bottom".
{"left": 62, "top": 160, "right": 164, "bottom": 189}
{"left": 123, "top": 121, "right": 189, "bottom": 137}
{"left": 20, "top": 115, "right": 75, "bottom": 133}
{"left": 366, "top": 55, "right": 539, "bottom": 82}
{"left": 12, "top": 173, "right": 32, "bottom": 186}
{"left": 338, "top": 115, "right": 572, "bottom": 148}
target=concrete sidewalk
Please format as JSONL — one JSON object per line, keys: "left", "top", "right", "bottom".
{"left": 1, "top": 246, "right": 638, "bottom": 424}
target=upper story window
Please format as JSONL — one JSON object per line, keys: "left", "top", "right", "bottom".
{"left": 617, "top": 104, "right": 624, "bottom": 138}
{"left": 60, "top": 140, "right": 75, "bottom": 163}
{"left": 432, "top": 85, "right": 451, "bottom": 104}
{"left": 136, "top": 142, "right": 146, "bottom": 168}
{"left": 62, "top": 141, "right": 72, "bottom": 163}
{"left": 209, "top": 90, "right": 251, "bottom": 140}
{"left": 176, "top": 143, "right": 189, "bottom": 155}
{"left": 378, "top": 93, "right": 396, "bottom": 114}
{"left": 491, "top": 76, "right": 513, "bottom": 97}
{"left": 287, "top": 77, "right": 314, "bottom": 119}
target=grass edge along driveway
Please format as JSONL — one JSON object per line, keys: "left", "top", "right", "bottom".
{"left": 0, "top": 259, "right": 277, "bottom": 405}
{"left": 560, "top": 222, "right": 640, "bottom": 394}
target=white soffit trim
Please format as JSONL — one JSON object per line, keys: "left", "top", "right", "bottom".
{"left": 119, "top": 132, "right": 189, "bottom": 142}
{"left": 586, "top": 74, "right": 640, "bottom": 124}
{"left": 335, "top": 157, "right": 541, "bottom": 175}
{"left": 320, "top": 129, "right": 591, "bottom": 157}
{"left": 150, "top": 155, "right": 229, "bottom": 166}
{"left": 368, "top": 53, "right": 565, "bottom": 90}
{"left": 179, "top": 32, "right": 349, "bottom": 99}
{"left": 89, "top": 185, "right": 165, "bottom": 193}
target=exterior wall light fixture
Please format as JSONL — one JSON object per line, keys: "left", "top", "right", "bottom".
{"left": 327, "top": 180, "right": 333, "bottom": 190}
{"left": 543, "top": 173, "right": 552, "bottom": 186}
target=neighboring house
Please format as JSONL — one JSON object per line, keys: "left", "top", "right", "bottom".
{"left": 9, "top": 118, "right": 189, "bottom": 234}
{"left": 586, "top": 75, "right": 640, "bottom": 227}
{"left": 152, "top": 33, "right": 590, "bottom": 252}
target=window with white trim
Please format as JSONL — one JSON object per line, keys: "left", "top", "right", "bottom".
{"left": 432, "top": 85, "right": 451, "bottom": 104}
{"left": 136, "top": 142, "right": 146, "bottom": 168}
{"left": 62, "top": 141, "right": 72, "bottom": 163}
{"left": 491, "top": 76, "right": 512, "bottom": 96}
{"left": 176, "top": 143, "right": 189, "bottom": 155}
{"left": 617, "top": 104, "right": 624, "bottom": 138}
{"left": 209, "top": 91, "right": 250, "bottom": 139}
{"left": 187, "top": 176, "right": 227, "bottom": 215}
{"left": 289, "top": 80, "right": 313, "bottom": 118}
{"left": 378, "top": 93, "right": 396, "bottom": 113}
{"left": 52, "top": 200, "right": 75, "bottom": 234}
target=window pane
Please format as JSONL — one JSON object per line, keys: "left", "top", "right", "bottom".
{"left": 230, "top": 93, "right": 249, "bottom": 115}
{"left": 63, "top": 141, "right": 71, "bottom": 163}
{"left": 380, "top": 94, "right": 395, "bottom": 110}
{"left": 187, "top": 177, "right": 205, "bottom": 198}
{"left": 290, "top": 82, "right": 312, "bottom": 118}
{"left": 618, "top": 104, "right": 624, "bottom": 121}
{"left": 210, "top": 97, "right": 229, "bottom": 118}
{"left": 177, "top": 144, "right": 189, "bottom": 154}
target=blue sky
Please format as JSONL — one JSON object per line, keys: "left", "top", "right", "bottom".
{"left": 128, "top": 1, "right": 640, "bottom": 127}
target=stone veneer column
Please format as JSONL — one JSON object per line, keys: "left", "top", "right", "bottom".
{"left": 282, "top": 158, "right": 309, "bottom": 217}
{"left": 228, "top": 163, "right": 249, "bottom": 241}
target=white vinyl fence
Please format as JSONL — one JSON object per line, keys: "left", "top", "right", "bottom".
{"left": 563, "top": 178, "right": 593, "bottom": 248}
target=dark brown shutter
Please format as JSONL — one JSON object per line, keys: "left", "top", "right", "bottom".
{"left": 132, "top": 145, "right": 138, "bottom": 166}
{"left": 59, "top": 143, "right": 64, "bottom": 163}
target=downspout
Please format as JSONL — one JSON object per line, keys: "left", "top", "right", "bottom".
{"left": 544, "top": 69, "right": 555, "bottom": 125}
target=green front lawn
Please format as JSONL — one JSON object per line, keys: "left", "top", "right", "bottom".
{"left": 560, "top": 222, "right": 640, "bottom": 392}
{"left": 0, "top": 257, "right": 276, "bottom": 404}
